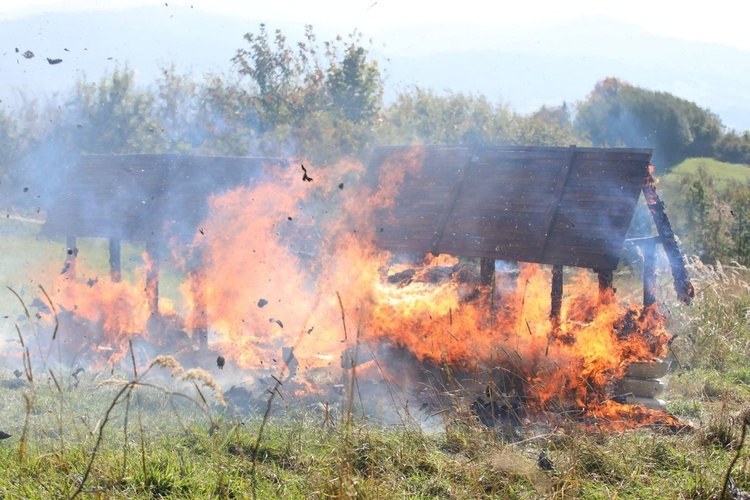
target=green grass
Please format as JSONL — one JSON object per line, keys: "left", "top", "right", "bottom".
{"left": 0, "top": 370, "right": 748, "bottom": 499}
{"left": 666, "top": 157, "right": 750, "bottom": 184}
{"left": 5, "top": 218, "right": 750, "bottom": 498}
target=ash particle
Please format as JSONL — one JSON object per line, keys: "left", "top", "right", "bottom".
{"left": 269, "top": 318, "right": 283, "bottom": 328}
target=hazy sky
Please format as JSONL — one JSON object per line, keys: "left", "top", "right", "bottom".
{"left": 2, "top": 0, "right": 749, "bottom": 52}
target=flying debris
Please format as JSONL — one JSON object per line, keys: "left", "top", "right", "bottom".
{"left": 282, "top": 346, "right": 298, "bottom": 378}
{"left": 47, "top": 58, "right": 63, "bottom": 65}
{"left": 72, "top": 367, "right": 84, "bottom": 387}
{"left": 21, "top": 50, "right": 34, "bottom": 59}
{"left": 537, "top": 451, "right": 555, "bottom": 471}
{"left": 269, "top": 318, "right": 284, "bottom": 328}
{"left": 1, "top": 378, "right": 27, "bottom": 389}
{"left": 0, "top": 431, "right": 11, "bottom": 440}
{"left": 13, "top": 370, "right": 22, "bottom": 379}
{"left": 301, "top": 164, "right": 313, "bottom": 182}
{"left": 257, "top": 298, "right": 268, "bottom": 308}
{"left": 216, "top": 356, "right": 225, "bottom": 370}
{"left": 60, "top": 262, "right": 71, "bottom": 275}
{"left": 338, "top": 183, "right": 344, "bottom": 190}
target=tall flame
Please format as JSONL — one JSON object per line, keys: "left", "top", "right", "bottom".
{"left": 39, "top": 154, "right": 676, "bottom": 427}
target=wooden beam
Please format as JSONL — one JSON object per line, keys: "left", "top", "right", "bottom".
{"left": 145, "top": 240, "right": 160, "bottom": 324}
{"left": 479, "top": 258, "right": 495, "bottom": 287}
{"left": 109, "top": 239, "right": 121, "bottom": 283}
{"left": 538, "top": 145, "right": 577, "bottom": 262}
{"left": 188, "top": 245, "right": 208, "bottom": 350}
{"left": 642, "top": 173, "right": 694, "bottom": 304}
{"left": 642, "top": 237, "right": 657, "bottom": 307}
{"left": 550, "top": 265, "right": 564, "bottom": 326}
{"left": 596, "top": 268, "right": 615, "bottom": 304}
{"left": 428, "top": 148, "right": 475, "bottom": 255}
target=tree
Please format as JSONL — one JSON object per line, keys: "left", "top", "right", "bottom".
{"left": 506, "top": 103, "right": 582, "bottom": 146}
{"left": 69, "top": 66, "right": 166, "bottom": 154}
{"left": 232, "top": 25, "right": 383, "bottom": 162}
{"left": 379, "top": 88, "right": 514, "bottom": 145}
{"left": 715, "top": 130, "right": 750, "bottom": 165}
{"left": 575, "top": 78, "right": 723, "bottom": 172}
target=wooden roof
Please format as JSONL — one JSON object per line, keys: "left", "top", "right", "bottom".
{"left": 42, "top": 154, "right": 283, "bottom": 244}
{"left": 368, "top": 145, "right": 653, "bottom": 271}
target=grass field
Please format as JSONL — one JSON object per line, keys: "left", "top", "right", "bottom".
{"left": 2, "top": 216, "right": 750, "bottom": 498}
{"left": 665, "top": 157, "right": 750, "bottom": 185}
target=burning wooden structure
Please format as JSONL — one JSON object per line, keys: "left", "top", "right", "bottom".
{"left": 368, "top": 145, "right": 693, "bottom": 312}
{"left": 361, "top": 145, "right": 693, "bottom": 419}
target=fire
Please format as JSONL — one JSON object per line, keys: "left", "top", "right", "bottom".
{"left": 50, "top": 257, "right": 153, "bottom": 366}
{"left": 34, "top": 152, "right": 679, "bottom": 429}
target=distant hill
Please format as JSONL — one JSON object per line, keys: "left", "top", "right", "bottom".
{"left": 1, "top": 8, "right": 749, "bottom": 132}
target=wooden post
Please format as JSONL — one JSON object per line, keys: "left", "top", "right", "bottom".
{"left": 479, "top": 258, "right": 495, "bottom": 286}
{"left": 109, "top": 239, "right": 121, "bottom": 283}
{"left": 596, "top": 269, "right": 614, "bottom": 304}
{"left": 642, "top": 173, "right": 694, "bottom": 304}
{"left": 550, "top": 265, "right": 563, "bottom": 327}
{"left": 145, "top": 240, "right": 160, "bottom": 324}
{"left": 642, "top": 237, "right": 657, "bottom": 308}
{"left": 188, "top": 245, "right": 208, "bottom": 350}
{"left": 63, "top": 235, "right": 78, "bottom": 279}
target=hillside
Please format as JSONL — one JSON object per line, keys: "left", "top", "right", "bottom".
{"left": 665, "top": 157, "right": 750, "bottom": 184}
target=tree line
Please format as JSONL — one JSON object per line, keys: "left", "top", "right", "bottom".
{"left": 1, "top": 25, "right": 749, "bottom": 264}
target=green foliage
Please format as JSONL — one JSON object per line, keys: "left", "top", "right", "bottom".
{"left": 379, "top": 88, "right": 515, "bottom": 145}
{"left": 232, "top": 24, "right": 383, "bottom": 161}
{"left": 660, "top": 164, "right": 750, "bottom": 265}
{"left": 70, "top": 66, "right": 167, "bottom": 154}
{"left": 715, "top": 129, "right": 750, "bottom": 165}
{"left": 668, "top": 261, "right": 750, "bottom": 372}
{"left": 575, "top": 77, "right": 724, "bottom": 172}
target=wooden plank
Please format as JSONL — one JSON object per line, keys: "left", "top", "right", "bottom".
{"left": 428, "top": 151, "right": 475, "bottom": 254}
{"left": 537, "top": 145, "right": 577, "bottom": 260}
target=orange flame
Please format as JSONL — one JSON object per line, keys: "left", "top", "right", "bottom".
{"left": 39, "top": 154, "right": 678, "bottom": 428}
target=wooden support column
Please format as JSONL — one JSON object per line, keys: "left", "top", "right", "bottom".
{"left": 63, "top": 235, "right": 78, "bottom": 279}
{"left": 596, "top": 269, "right": 615, "bottom": 304}
{"left": 642, "top": 237, "right": 657, "bottom": 308}
{"left": 479, "top": 258, "right": 495, "bottom": 288}
{"left": 109, "top": 239, "right": 121, "bottom": 283}
{"left": 188, "top": 245, "right": 208, "bottom": 351}
{"left": 642, "top": 173, "right": 694, "bottom": 304}
{"left": 145, "top": 240, "right": 160, "bottom": 325}
{"left": 550, "top": 265, "right": 564, "bottom": 327}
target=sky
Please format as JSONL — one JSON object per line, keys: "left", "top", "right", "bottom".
{"left": 2, "top": 0, "right": 750, "bottom": 53}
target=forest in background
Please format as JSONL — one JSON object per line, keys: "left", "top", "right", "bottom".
{"left": 1, "top": 25, "right": 748, "bottom": 266}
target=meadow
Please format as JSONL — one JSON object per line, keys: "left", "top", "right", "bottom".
{"left": 2, "top": 215, "right": 750, "bottom": 499}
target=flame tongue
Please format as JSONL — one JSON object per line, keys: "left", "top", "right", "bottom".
{"left": 41, "top": 156, "right": 677, "bottom": 429}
